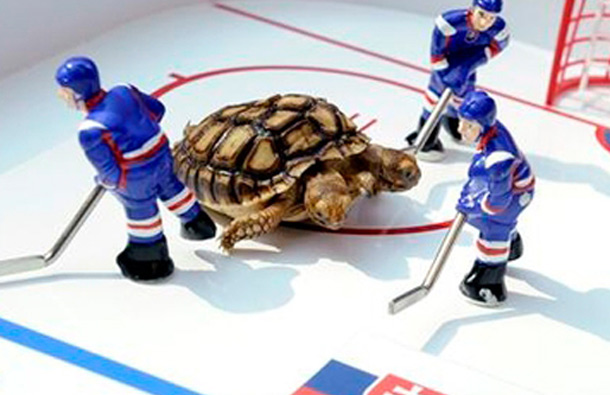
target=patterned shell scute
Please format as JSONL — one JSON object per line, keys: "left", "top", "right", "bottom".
{"left": 174, "top": 94, "right": 368, "bottom": 206}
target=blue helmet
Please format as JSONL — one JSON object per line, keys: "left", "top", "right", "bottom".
{"left": 55, "top": 56, "right": 101, "bottom": 101}
{"left": 473, "top": 0, "right": 503, "bottom": 13}
{"left": 458, "top": 91, "right": 497, "bottom": 130}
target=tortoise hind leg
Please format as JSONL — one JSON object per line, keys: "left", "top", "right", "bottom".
{"left": 221, "top": 189, "right": 297, "bottom": 251}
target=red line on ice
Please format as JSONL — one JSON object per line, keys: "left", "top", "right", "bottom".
{"left": 214, "top": 3, "right": 429, "bottom": 73}
{"left": 152, "top": 65, "right": 425, "bottom": 98}
{"left": 359, "top": 119, "right": 378, "bottom": 132}
{"left": 284, "top": 220, "right": 454, "bottom": 236}
{"left": 168, "top": 73, "right": 187, "bottom": 81}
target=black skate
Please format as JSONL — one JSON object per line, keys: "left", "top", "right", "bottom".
{"left": 508, "top": 232, "right": 523, "bottom": 261}
{"left": 405, "top": 117, "right": 445, "bottom": 162}
{"left": 181, "top": 210, "right": 216, "bottom": 241}
{"left": 441, "top": 115, "right": 465, "bottom": 144}
{"left": 116, "top": 236, "right": 174, "bottom": 282}
{"left": 459, "top": 262, "right": 507, "bottom": 307}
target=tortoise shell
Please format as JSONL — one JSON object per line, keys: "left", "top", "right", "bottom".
{"left": 173, "top": 94, "right": 370, "bottom": 207}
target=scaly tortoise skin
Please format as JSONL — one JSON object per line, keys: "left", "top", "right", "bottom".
{"left": 173, "top": 94, "right": 421, "bottom": 250}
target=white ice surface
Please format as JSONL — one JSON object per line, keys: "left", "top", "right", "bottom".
{"left": 0, "top": 2, "right": 609, "bottom": 395}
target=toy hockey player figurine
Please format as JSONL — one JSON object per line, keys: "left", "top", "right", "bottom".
{"left": 456, "top": 91, "right": 534, "bottom": 306}
{"left": 406, "top": 0, "right": 510, "bottom": 161}
{"left": 55, "top": 56, "right": 216, "bottom": 281}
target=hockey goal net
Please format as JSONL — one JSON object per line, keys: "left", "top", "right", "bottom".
{"left": 546, "top": 0, "right": 610, "bottom": 107}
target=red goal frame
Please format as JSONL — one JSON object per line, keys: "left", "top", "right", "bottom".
{"left": 546, "top": 0, "right": 610, "bottom": 106}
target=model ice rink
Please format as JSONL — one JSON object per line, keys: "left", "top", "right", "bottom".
{"left": 1, "top": 2, "right": 609, "bottom": 394}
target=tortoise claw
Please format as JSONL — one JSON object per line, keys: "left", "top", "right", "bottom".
{"left": 219, "top": 235, "right": 236, "bottom": 253}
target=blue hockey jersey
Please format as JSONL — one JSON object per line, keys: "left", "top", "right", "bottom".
{"left": 459, "top": 121, "right": 534, "bottom": 216}
{"left": 77, "top": 85, "right": 168, "bottom": 189}
{"left": 430, "top": 9, "right": 510, "bottom": 73}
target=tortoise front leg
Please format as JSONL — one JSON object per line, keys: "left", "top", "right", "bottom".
{"left": 347, "top": 171, "right": 377, "bottom": 197}
{"left": 220, "top": 189, "right": 297, "bottom": 251}
{"left": 304, "top": 167, "right": 359, "bottom": 229}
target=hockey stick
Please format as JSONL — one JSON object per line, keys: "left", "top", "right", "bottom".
{"left": 388, "top": 212, "right": 466, "bottom": 314}
{"left": 403, "top": 88, "right": 453, "bottom": 154}
{"left": 0, "top": 185, "right": 106, "bottom": 277}
{"left": 388, "top": 88, "right": 459, "bottom": 314}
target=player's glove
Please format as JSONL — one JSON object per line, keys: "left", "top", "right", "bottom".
{"left": 442, "top": 47, "right": 489, "bottom": 90}
{"left": 439, "top": 66, "right": 469, "bottom": 90}
{"left": 456, "top": 186, "right": 487, "bottom": 218}
{"left": 94, "top": 174, "right": 118, "bottom": 190}
{"left": 457, "top": 195, "right": 480, "bottom": 215}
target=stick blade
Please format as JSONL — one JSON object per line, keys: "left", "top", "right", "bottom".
{"left": 388, "top": 286, "right": 429, "bottom": 315}
{"left": 0, "top": 255, "right": 48, "bottom": 277}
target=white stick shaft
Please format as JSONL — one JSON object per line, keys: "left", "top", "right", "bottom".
{"left": 43, "top": 185, "right": 106, "bottom": 264}
{"left": 422, "top": 212, "right": 467, "bottom": 289}
{"left": 0, "top": 185, "right": 105, "bottom": 277}
{"left": 413, "top": 88, "right": 453, "bottom": 155}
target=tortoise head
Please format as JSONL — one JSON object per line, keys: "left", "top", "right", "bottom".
{"left": 374, "top": 146, "right": 421, "bottom": 192}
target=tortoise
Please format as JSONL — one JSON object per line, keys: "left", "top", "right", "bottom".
{"left": 172, "top": 94, "right": 421, "bottom": 250}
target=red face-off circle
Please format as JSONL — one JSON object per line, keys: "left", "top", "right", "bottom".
{"left": 152, "top": 65, "right": 453, "bottom": 236}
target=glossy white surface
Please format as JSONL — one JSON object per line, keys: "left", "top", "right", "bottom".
{"left": 0, "top": 2, "right": 609, "bottom": 395}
